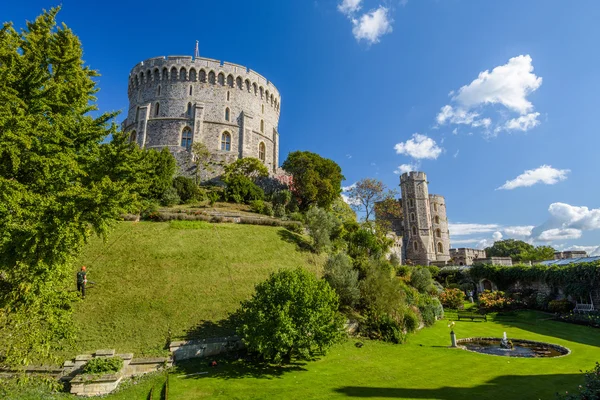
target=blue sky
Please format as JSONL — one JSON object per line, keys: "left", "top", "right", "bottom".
{"left": 5, "top": 0, "right": 600, "bottom": 254}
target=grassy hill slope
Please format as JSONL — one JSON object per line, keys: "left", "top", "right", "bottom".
{"left": 67, "top": 220, "right": 321, "bottom": 358}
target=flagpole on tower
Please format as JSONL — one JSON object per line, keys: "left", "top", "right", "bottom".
{"left": 194, "top": 40, "right": 199, "bottom": 59}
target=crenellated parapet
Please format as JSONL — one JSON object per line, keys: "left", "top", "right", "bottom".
{"left": 123, "top": 55, "right": 282, "bottom": 178}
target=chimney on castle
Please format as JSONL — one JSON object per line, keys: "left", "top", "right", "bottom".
{"left": 194, "top": 40, "right": 199, "bottom": 58}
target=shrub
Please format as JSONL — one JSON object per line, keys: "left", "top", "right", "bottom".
{"left": 360, "top": 261, "right": 405, "bottom": 316}
{"left": 403, "top": 307, "right": 420, "bottom": 333}
{"left": 83, "top": 357, "right": 124, "bottom": 375}
{"left": 224, "top": 175, "right": 264, "bottom": 204}
{"left": 160, "top": 186, "right": 181, "bottom": 206}
{"left": 478, "top": 290, "right": 513, "bottom": 311}
{"left": 140, "top": 201, "right": 160, "bottom": 220}
{"left": 324, "top": 253, "right": 360, "bottom": 308}
{"left": 272, "top": 189, "right": 292, "bottom": 208}
{"left": 410, "top": 266, "right": 433, "bottom": 293}
{"left": 289, "top": 212, "right": 304, "bottom": 223}
{"left": 237, "top": 268, "right": 344, "bottom": 364}
{"left": 305, "top": 207, "right": 340, "bottom": 253}
{"left": 548, "top": 299, "right": 575, "bottom": 314}
{"left": 419, "top": 296, "right": 443, "bottom": 327}
{"left": 262, "top": 202, "right": 274, "bottom": 217}
{"left": 556, "top": 362, "right": 600, "bottom": 400}
{"left": 172, "top": 176, "right": 201, "bottom": 203}
{"left": 285, "top": 221, "right": 304, "bottom": 234}
{"left": 439, "top": 288, "right": 465, "bottom": 309}
{"left": 363, "top": 312, "right": 405, "bottom": 344}
{"left": 396, "top": 265, "right": 411, "bottom": 278}
{"left": 273, "top": 203, "right": 286, "bottom": 218}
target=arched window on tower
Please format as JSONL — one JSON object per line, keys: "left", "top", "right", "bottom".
{"left": 259, "top": 142, "right": 266, "bottom": 162}
{"left": 171, "top": 67, "right": 178, "bottom": 81}
{"left": 181, "top": 127, "right": 193, "bottom": 150}
{"left": 162, "top": 68, "right": 168, "bottom": 80}
{"left": 179, "top": 68, "right": 187, "bottom": 81}
{"left": 227, "top": 75, "right": 234, "bottom": 88}
{"left": 218, "top": 73, "right": 225, "bottom": 86}
{"left": 434, "top": 203, "right": 438, "bottom": 212}
{"left": 153, "top": 69, "right": 160, "bottom": 81}
{"left": 129, "top": 130, "right": 137, "bottom": 144}
{"left": 208, "top": 71, "right": 215, "bottom": 84}
{"left": 434, "top": 215, "right": 440, "bottom": 224}
{"left": 260, "top": 120, "right": 264, "bottom": 133}
{"left": 189, "top": 68, "right": 197, "bottom": 81}
{"left": 221, "top": 132, "right": 231, "bottom": 151}
{"left": 436, "top": 228, "right": 441, "bottom": 238}
{"left": 438, "top": 242, "right": 444, "bottom": 253}
{"left": 199, "top": 69, "right": 206, "bottom": 82}
{"left": 187, "top": 103, "right": 192, "bottom": 117}
{"left": 225, "top": 107, "right": 230, "bottom": 121}
{"left": 236, "top": 77, "right": 242, "bottom": 89}
{"left": 410, "top": 213, "right": 416, "bottom": 222}
{"left": 155, "top": 102, "right": 160, "bottom": 116}
{"left": 411, "top": 226, "right": 417, "bottom": 236}
{"left": 135, "top": 107, "right": 140, "bottom": 122}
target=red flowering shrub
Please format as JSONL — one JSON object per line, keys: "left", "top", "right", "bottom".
{"left": 439, "top": 288, "right": 465, "bottom": 310}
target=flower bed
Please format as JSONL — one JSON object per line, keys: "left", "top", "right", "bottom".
{"left": 555, "top": 312, "right": 600, "bottom": 328}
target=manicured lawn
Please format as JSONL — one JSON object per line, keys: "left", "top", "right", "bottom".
{"left": 66, "top": 221, "right": 321, "bottom": 359}
{"left": 151, "top": 311, "right": 599, "bottom": 400}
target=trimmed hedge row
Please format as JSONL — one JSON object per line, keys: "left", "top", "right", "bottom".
{"left": 470, "top": 262, "right": 600, "bottom": 298}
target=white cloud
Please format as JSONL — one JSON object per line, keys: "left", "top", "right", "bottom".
{"left": 538, "top": 228, "right": 582, "bottom": 241}
{"left": 351, "top": 6, "right": 393, "bottom": 45}
{"left": 394, "top": 163, "right": 419, "bottom": 175}
{"left": 342, "top": 183, "right": 356, "bottom": 192}
{"left": 450, "top": 238, "right": 482, "bottom": 245}
{"left": 492, "top": 231, "right": 503, "bottom": 241}
{"left": 452, "top": 128, "right": 458, "bottom": 135}
{"left": 436, "top": 105, "right": 478, "bottom": 125}
{"left": 338, "top": 0, "right": 362, "bottom": 15}
{"left": 449, "top": 223, "right": 500, "bottom": 236}
{"left": 341, "top": 193, "right": 361, "bottom": 206}
{"left": 531, "top": 202, "right": 600, "bottom": 241}
{"left": 394, "top": 133, "right": 443, "bottom": 160}
{"left": 453, "top": 150, "right": 459, "bottom": 158}
{"left": 497, "top": 165, "right": 570, "bottom": 190}
{"left": 503, "top": 225, "right": 534, "bottom": 238}
{"left": 453, "top": 55, "right": 542, "bottom": 114}
{"left": 502, "top": 112, "right": 541, "bottom": 132}
{"left": 566, "top": 245, "right": 600, "bottom": 256}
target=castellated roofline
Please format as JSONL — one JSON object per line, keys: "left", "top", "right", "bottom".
{"left": 429, "top": 194, "right": 446, "bottom": 200}
{"left": 128, "top": 56, "right": 280, "bottom": 98}
{"left": 400, "top": 171, "right": 427, "bottom": 182}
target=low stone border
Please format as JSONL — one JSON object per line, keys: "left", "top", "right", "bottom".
{"left": 456, "top": 337, "right": 571, "bottom": 358}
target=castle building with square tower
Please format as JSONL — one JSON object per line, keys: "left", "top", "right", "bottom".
{"left": 377, "top": 171, "right": 451, "bottom": 266}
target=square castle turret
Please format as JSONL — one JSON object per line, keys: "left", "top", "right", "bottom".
{"left": 377, "top": 171, "right": 451, "bottom": 266}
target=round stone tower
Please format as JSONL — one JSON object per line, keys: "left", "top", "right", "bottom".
{"left": 400, "top": 171, "right": 451, "bottom": 265}
{"left": 123, "top": 55, "right": 281, "bottom": 175}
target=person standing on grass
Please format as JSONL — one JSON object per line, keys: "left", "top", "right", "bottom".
{"left": 77, "top": 266, "right": 87, "bottom": 299}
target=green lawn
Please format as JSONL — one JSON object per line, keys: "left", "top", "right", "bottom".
{"left": 145, "top": 311, "right": 598, "bottom": 400}
{"left": 66, "top": 221, "right": 321, "bottom": 359}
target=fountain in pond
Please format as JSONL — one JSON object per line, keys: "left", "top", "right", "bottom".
{"left": 500, "top": 332, "right": 513, "bottom": 350}
{"left": 456, "top": 334, "right": 570, "bottom": 358}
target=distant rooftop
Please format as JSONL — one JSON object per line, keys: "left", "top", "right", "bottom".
{"left": 538, "top": 256, "right": 600, "bottom": 266}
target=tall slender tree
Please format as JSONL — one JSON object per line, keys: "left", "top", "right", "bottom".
{"left": 0, "top": 8, "right": 139, "bottom": 366}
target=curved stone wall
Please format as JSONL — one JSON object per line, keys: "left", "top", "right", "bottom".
{"left": 123, "top": 56, "right": 281, "bottom": 173}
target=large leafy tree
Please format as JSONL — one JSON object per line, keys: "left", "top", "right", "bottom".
{"left": 0, "top": 9, "right": 139, "bottom": 366}
{"left": 347, "top": 178, "right": 397, "bottom": 222}
{"left": 281, "top": 151, "right": 344, "bottom": 210}
{"left": 485, "top": 239, "right": 555, "bottom": 262}
{"left": 238, "top": 268, "right": 344, "bottom": 364}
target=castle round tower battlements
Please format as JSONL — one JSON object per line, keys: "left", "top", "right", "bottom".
{"left": 123, "top": 55, "right": 281, "bottom": 174}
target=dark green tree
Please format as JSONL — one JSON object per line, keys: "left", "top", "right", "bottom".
{"left": 144, "top": 147, "right": 177, "bottom": 201}
{"left": 324, "top": 253, "right": 360, "bottom": 308}
{"left": 485, "top": 239, "right": 535, "bottom": 262}
{"left": 0, "top": 8, "right": 139, "bottom": 366}
{"left": 237, "top": 268, "right": 344, "bottom": 364}
{"left": 281, "top": 151, "right": 344, "bottom": 210}
{"left": 223, "top": 157, "right": 269, "bottom": 181}
{"left": 305, "top": 207, "right": 341, "bottom": 253}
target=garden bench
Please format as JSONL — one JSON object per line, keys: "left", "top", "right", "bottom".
{"left": 573, "top": 303, "right": 595, "bottom": 313}
{"left": 457, "top": 310, "right": 487, "bottom": 322}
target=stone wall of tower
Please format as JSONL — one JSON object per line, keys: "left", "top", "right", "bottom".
{"left": 123, "top": 55, "right": 281, "bottom": 177}
{"left": 400, "top": 172, "right": 435, "bottom": 265}
{"left": 429, "top": 194, "right": 451, "bottom": 262}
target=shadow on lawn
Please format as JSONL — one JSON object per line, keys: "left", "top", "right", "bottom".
{"left": 277, "top": 230, "right": 313, "bottom": 253}
{"left": 173, "top": 356, "right": 308, "bottom": 380}
{"left": 333, "top": 373, "right": 581, "bottom": 399}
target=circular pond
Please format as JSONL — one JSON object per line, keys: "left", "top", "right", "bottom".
{"left": 457, "top": 337, "right": 570, "bottom": 358}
